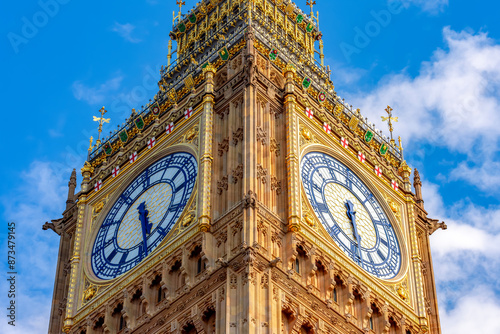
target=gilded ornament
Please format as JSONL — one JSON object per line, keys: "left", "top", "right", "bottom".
{"left": 334, "top": 104, "right": 343, "bottom": 117}
{"left": 284, "top": 63, "right": 296, "bottom": 74}
{"left": 303, "top": 212, "right": 315, "bottom": 227}
{"left": 301, "top": 128, "right": 312, "bottom": 141}
{"left": 182, "top": 210, "right": 196, "bottom": 228}
{"left": 349, "top": 115, "right": 359, "bottom": 131}
{"left": 396, "top": 284, "right": 409, "bottom": 301}
{"left": 83, "top": 285, "right": 97, "bottom": 302}
{"left": 94, "top": 201, "right": 105, "bottom": 214}
{"left": 389, "top": 201, "right": 398, "bottom": 214}
{"left": 81, "top": 161, "right": 94, "bottom": 176}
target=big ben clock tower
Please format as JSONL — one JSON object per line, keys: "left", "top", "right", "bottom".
{"left": 45, "top": 0, "right": 446, "bottom": 333}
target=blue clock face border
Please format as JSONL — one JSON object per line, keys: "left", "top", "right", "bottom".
{"left": 91, "top": 152, "right": 198, "bottom": 280}
{"left": 301, "top": 152, "right": 402, "bottom": 280}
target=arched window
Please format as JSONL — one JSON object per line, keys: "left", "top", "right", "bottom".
{"left": 130, "top": 289, "right": 143, "bottom": 318}
{"left": 190, "top": 245, "right": 204, "bottom": 276}
{"left": 182, "top": 321, "right": 197, "bottom": 334}
{"left": 295, "top": 257, "right": 300, "bottom": 274}
{"left": 150, "top": 274, "right": 163, "bottom": 304}
{"left": 202, "top": 307, "right": 216, "bottom": 334}
{"left": 112, "top": 303, "right": 125, "bottom": 331}
{"left": 93, "top": 316, "right": 105, "bottom": 334}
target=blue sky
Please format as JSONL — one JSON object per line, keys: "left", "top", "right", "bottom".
{"left": 1, "top": 0, "right": 500, "bottom": 333}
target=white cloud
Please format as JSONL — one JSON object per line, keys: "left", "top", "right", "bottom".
{"left": 112, "top": 22, "right": 142, "bottom": 43}
{"left": 450, "top": 160, "right": 500, "bottom": 193}
{"left": 398, "top": 0, "right": 449, "bottom": 13}
{"left": 439, "top": 286, "right": 500, "bottom": 334}
{"left": 1, "top": 161, "right": 73, "bottom": 334}
{"left": 404, "top": 172, "right": 500, "bottom": 333}
{"left": 72, "top": 75, "right": 123, "bottom": 105}
{"left": 348, "top": 27, "right": 500, "bottom": 192}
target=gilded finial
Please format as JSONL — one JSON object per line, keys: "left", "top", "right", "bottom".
{"left": 93, "top": 107, "right": 110, "bottom": 147}
{"left": 381, "top": 105, "right": 398, "bottom": 145}
{"left": 88, "top": 136, "right": 93, "bottom": 152}
{"left": 306, "top": 1, "right": 320, "bottom": 27}
{"left": 172, "top": 0, "right": 186, "bottom": 28}
{"left": 398, "top": 136, "right": 405, "bottom": 160}
{"left": 307, "top": 0, "right": 316, "bottom": 16}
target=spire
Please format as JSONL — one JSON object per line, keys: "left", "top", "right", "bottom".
{"left": 66, "top": 169, "right": 77, "bottom": 210}
{"left": 414, "top": 169, "right": 424, "bottom": 209}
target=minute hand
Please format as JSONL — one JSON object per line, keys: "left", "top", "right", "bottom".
{"left": 345, "top": 200, "right": 362, "bottom": 262}
{"left": 137, "top": 202, "right": 152, "bottom": 256}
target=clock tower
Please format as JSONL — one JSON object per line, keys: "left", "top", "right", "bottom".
{"left": 45, "top": 1, "right": 445, "bottom": 333}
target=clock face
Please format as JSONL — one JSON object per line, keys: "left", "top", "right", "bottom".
{"left": 301, "top": 152, "right": 401, "bottom": 279}
{"left": 91, "top": 152, "right": 197, "bottom": 280}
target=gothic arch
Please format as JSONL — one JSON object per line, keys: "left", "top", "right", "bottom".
{"left": 290, "top": 316, "right": 316, "bottom": 334}
{"left": 269, "top": 68, "right": 284, "bottom": 89}
{"left": 180, "top": 317, "right": 206, "bottom": 334}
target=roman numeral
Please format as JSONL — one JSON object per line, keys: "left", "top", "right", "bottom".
{"left": 169, "top": 204, "right": 181, "bottom": 212}
{"left": 119, "top": 252, "right": 128, "bottom": 265}
{"left": 107, "top": 249, "right": 118, "bottom": 262}
{"left": 120, "top": 194, "right": 132, "bottom": 205}
{"left": 377, "top": 250, "right": 386, "bottom": 261}
{"left": 363, "top": 194, "right": 373, "bottom": 204}
{"left": 316, "top": 202, "right": 329, "bottom": 213}
{"left": 175, "top": 182, "right": 186, "bottom": 193}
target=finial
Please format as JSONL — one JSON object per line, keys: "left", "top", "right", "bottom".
{"left": 381, "top": 105, "right": 398, "bottom": 146}
{"left": 177, "top": 0, "right": 185, "bottom": 15}
{"left": 173, "top": 0, "right": 185, "bottom": 28}
{"left": 306, "top": 1, "right": 319, "bottom": 27}
{"left": 88, "top": 136, "right": 93, "bottom": 152}
{"left": 93, "top": 107, "right": 110, "bottom": 147}
{"left": 306, "top": 0, "right": 316, "bottom": 16}
{"left": 398, "top": 136, "right": 404, "bottom": 160}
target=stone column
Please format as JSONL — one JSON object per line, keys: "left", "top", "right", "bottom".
{"left": 198, "top": 64, "right": 216, "bottom": 232}
{"left": 283, "top": 64, "right": 301, "bottom": 233}
{"left": 63, "top": 163, "right": 93, "bottom": 333}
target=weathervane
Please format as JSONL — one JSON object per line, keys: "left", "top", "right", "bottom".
{"left": 381, "top": 105, "right": 398, "bottom": 145}
{"left": 93, "top": 106, "right": 110, "bottom": 147}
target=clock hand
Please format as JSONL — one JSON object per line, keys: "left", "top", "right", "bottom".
{"left": 345, "top": 200, "right": 362, "bottom": 263}
{"left": 137, "top": 202, "right": 152, "bottom": 256}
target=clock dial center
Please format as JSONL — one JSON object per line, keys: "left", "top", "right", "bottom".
{"left": 116, "top": 180, "right": 172, "bottom": 249}
{"left": 323, "top": 182, "right": 377, "bottom": 249}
